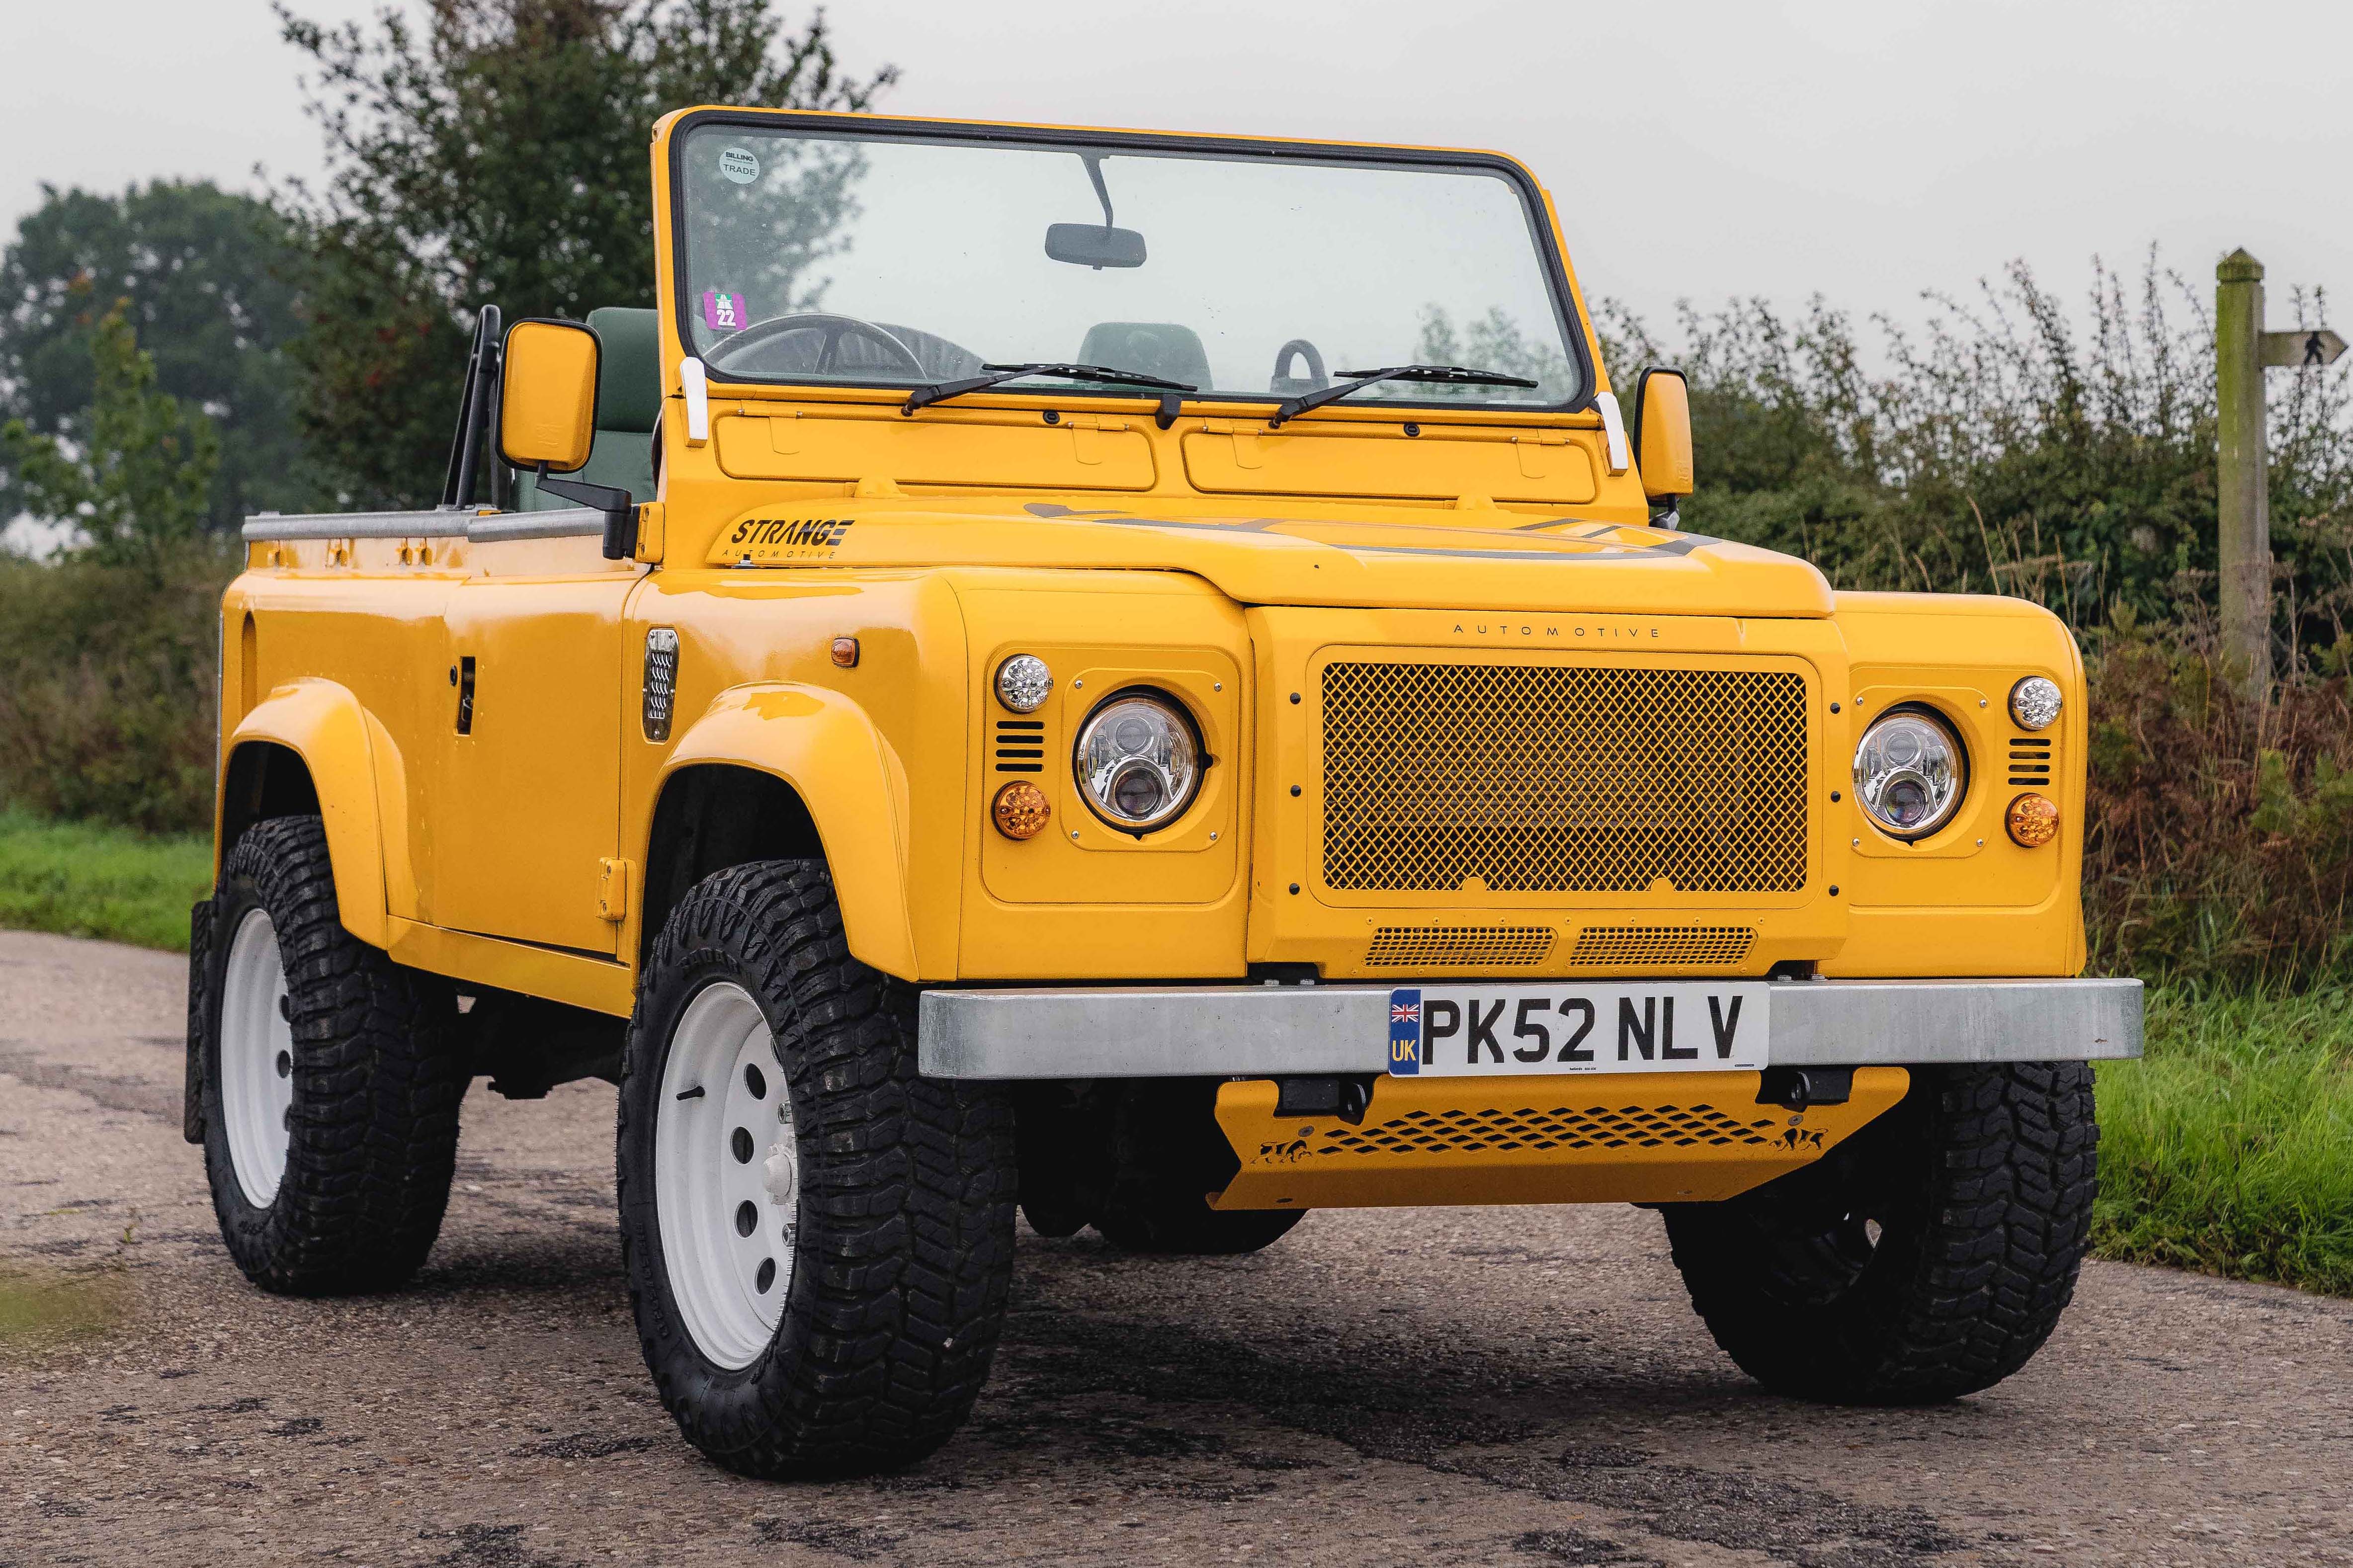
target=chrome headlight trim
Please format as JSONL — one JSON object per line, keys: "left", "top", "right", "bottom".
{"left": 1852, "top": 705, "right": 1967, "bottom": 841}
{"left": 1072, "top": 688, "right": 1202, "bottom": 834}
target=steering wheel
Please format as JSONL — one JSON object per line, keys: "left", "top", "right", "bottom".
{"left": 1270, "top": 338, "right": 1328, "bottom": 395}
{"left": 705, "top": 312, "right": 927, "bottom": 378}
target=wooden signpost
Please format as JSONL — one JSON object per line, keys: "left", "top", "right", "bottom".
{"left": 2215, "top": 250, "right": 2346, "bottom": 704}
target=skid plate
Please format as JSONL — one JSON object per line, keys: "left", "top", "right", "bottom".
{"left": 1210, "top": 1068, "right": 1909, "bottom": 1210}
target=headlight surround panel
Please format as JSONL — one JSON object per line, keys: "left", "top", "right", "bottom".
{"left": 1852, "top": 704, "right": 1968, "bottom": 841}
{"left": 1073, "top": 687, "right": 1204, "bottom": 834}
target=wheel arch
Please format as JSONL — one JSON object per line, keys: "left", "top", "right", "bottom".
{"left": 218, "top": 679, "right": 403, "bottom": 948}
{"left": 644, "top": 684, "right": 921, "bottom": 980}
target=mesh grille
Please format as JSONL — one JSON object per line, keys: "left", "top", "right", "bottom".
{"left": 1570, "top": 925, "right": 1755, "bottom": 968}
{"left": 1320, "top": 661, "right": 1809, "bottom": 894}
{"left": 1314, "top": 1102, "right": 1778, "bottom": 1157}
{"left": 1366, "top": 925, "right": 1555, "bottom": 969}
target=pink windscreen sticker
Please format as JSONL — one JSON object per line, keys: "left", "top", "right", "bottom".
{"left": 702, "top": 289, "right": 747, "bottom": 332}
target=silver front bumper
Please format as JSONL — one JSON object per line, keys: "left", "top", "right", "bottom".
{"left": 918, "top": 977, "right": 2143, "bottom": 1079}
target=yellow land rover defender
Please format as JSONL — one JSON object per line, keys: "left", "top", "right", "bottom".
{"left": 190, "top": 108, "right": 2140, "bottom": 1478}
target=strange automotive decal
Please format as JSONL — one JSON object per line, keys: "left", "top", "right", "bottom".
{"left": 1019, "top": 502, "right": 1715, "bottom": 562}
{"left": 717, "top": 513, "right": 856, "bottom": 561}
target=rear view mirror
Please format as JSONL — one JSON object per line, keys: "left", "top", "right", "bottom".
{"left": 1631, "top": 367, "right": 1693, "bottom": 500}
{"left": 499, "top": 318, "right": 600, "bottom": 473}
{"left": 1045, "top": 223, "right": 1148, "bottom": 269}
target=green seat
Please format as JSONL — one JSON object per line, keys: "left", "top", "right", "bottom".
{"left": 515, "top": 306, "right": 660, "bottom": 510}
{"left": 1075, "top": 322, "right": 1214, "bottom": 393}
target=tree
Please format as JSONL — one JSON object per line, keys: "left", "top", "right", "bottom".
{"left": 2, "top": 303, "right": 221, "bottom": 572}
{"left": 278, "top": 0, "right": 895, "bottom": 506}
{"left": 0, "top": 181, "right": 311, "bottom": 529}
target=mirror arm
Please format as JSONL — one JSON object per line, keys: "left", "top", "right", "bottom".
{"left": 531, "top": 462, "right": 640, "bottom": 561}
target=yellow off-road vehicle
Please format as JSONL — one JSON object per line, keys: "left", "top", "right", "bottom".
{"left": 190, "top": 107, "right": 2140, "bottom": 1477}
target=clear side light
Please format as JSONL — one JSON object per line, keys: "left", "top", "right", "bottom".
{"left": 995, "top": 654, "right": 1052, "bottom": 713}
{"left": 2009, "top": 676, "right": 2062, "bottom": 732}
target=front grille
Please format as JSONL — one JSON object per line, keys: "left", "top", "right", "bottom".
{"left": 1570, "top": 925, "right": 1754, "bottom": 968}
{"left": 2008, "top": 736, "right": 2053, "bottom": 787}
{"left": 1366, "top": 924, "right": 1555, "bottom": 969}
{"left": 1316, "top": 1101, "right": 1778, "bottom": 1157}
{"left": 1320, "top": 660, "right": 1809, "bottom": 893}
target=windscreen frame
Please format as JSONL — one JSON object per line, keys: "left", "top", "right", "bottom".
{"left": 662, "top": 109, "right": 1599, "bottom": 416}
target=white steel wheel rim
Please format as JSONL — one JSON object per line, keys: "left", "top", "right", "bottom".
{"left": 219, "top": 908, "right": 295, "bottom": 1209}
{"left": 655, "top": 981, "right": 798, "bottom": 1370}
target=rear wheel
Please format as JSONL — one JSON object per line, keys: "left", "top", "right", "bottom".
{"left": 199, "top": 815, "right": 466, "bottom": 1295}
{"left": 1662, "top": 1062, "right": 2097, "bottom": 1403}
{"left": 618, "top": 860, "right": 1017, "bottom": 1478}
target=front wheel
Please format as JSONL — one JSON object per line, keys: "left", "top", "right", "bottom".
{"left": 617, "top": 860, "right": 1017, "bottom": 1479}
{"left": 1662, "top": 1062, "right": 2098, "bottom": 1404}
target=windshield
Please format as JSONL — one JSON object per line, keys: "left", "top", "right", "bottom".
{"left": 672, "top": 119, "right": 1588, "bottom": 412}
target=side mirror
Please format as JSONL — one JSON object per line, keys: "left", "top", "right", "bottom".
{"left": 1630, "top": 367, "right": 1693, "bottom": 500}
{"left": 499, "top": 318, "right": 600, "bottom": 473}
{"left": 1045, "top": 223, "right": 1148, "bottom": 269}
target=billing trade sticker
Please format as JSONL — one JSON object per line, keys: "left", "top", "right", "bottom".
{"left": 702, "top": 289, "right": 748, "bottom": 332}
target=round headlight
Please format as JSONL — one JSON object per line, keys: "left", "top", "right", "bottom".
{"left": 1852, "top": 708, "right": 1966, "bottom": 840}
{"left": 1074, "top": 691, "right": 1200, "bottom": 833}
{"left": 995, "top": 654, "right": 1052, "bottom": 713}
{"left": 2009, "top": 675, "right": 2063, "bottom": 732}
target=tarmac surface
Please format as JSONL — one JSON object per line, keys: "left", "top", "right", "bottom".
{"left": 3, "top": 925, "right": 2350, "bottom": 1568}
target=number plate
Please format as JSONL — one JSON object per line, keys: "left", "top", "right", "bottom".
{"left": 1385, "top": 983, "right": 1769, "bottom": 1077}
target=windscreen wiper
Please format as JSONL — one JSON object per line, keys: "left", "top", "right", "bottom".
{"left": 903, "top": 362, "right": 1196, "bottom": 416}
{"left": 1267, "top": 363, "right": 1540, "bottom": 428}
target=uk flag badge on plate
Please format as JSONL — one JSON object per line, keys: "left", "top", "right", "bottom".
{"left": 1387, "top": 988, "right": 1423, "bottom": 1075}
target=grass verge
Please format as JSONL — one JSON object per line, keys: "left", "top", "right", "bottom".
{"left": 0, "top": 807, "right": 211, "bottom": 951}
{"left": 2093, "top": 983, "right": 2353, "bottom": 1297}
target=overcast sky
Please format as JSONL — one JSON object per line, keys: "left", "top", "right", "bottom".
{"left": 6, "top": 0, "right": 2351, "bottom": 340}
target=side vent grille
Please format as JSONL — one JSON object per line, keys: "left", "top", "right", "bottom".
{"left": 2008, "top": 736, "right": 2054, "bottom": 787}
{"left": 1569, "top": 925, "right": 1755, "bottom": 969}
{"left": 641, "top": 629, "right": 678, "bottom": 742}
{"left": 995, "top": 719, "right": 1045, "bottom": 774}
{"left": 1366, "top": 925, "right": 1555, "bottom": 970}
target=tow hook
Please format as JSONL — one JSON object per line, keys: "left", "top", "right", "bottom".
{"left": 1274, "top": 1075, "right": 1375, "bottom": 1126}
{"left": 1756, "top": 1066, "right": 1854, "bottom": 1110}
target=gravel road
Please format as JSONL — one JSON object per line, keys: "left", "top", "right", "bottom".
{"left": 3, "top": 927, "right": 2349, "bottom": 1568}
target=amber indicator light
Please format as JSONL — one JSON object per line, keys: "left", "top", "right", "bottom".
{"left": 2006, "top": 793, "right": 2059, "bottom": 848}
{"left": 992, "top": 780, "right": 1052, "bottom": 840}
{"left": 830, "top": 637, "right": 859, "bottom": 668}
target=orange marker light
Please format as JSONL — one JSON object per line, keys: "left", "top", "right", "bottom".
{"left": 2006, "top": 793, "right": 2059, "bottom": 848}
{"left": 831, "top": 637, "right": 859, "bottom": 668}
{"left": 992, "top": 781, "right": 1051, "bottom": 840}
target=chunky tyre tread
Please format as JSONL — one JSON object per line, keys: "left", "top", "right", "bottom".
{"left": 202, "top": 815, "right": 465, "bottom": 1295}
{"left": 1664, "top": 1062, "right": 2097, "bottom": 1404}
{"left": 618, "top": 860, "right": 1016, "bottom": 1479}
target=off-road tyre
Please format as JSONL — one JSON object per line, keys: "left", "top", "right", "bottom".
{"left": 617, "top": 860, "right": 1017, "bottom": 1479}
{"left": 1662, "top": 1062, "right": 2097, "bottom": 1404}
{"left": 198, "top": 815, "right": 465, "bottom": 1295}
